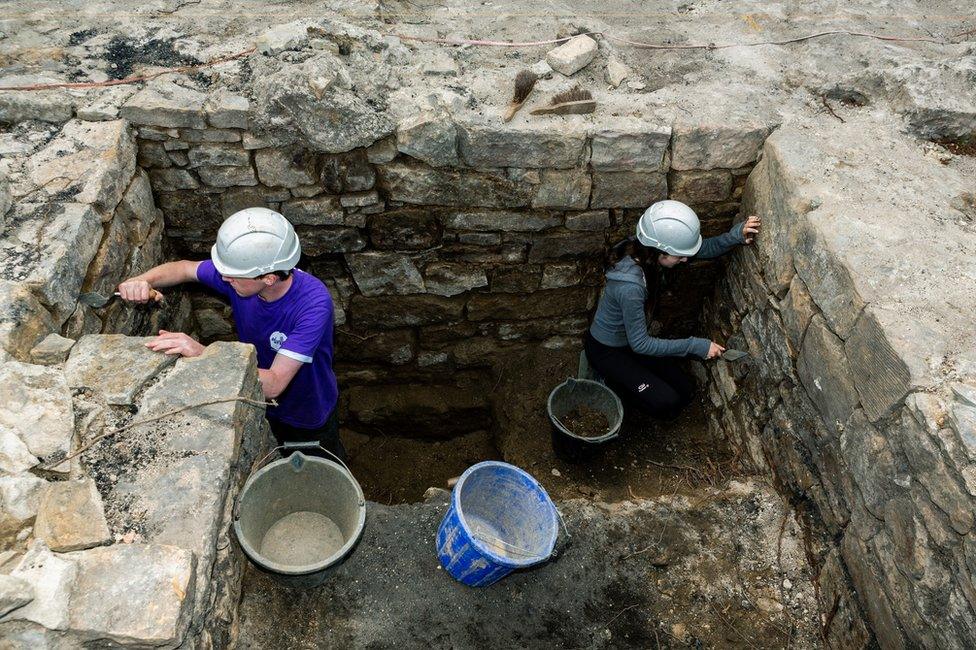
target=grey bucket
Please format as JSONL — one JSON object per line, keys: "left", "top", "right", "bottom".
{"left": 233, "top": 443, "right": 366, "bottom": 588}
{"left": 548, "top": 378, "right": 624, "bottom": 459}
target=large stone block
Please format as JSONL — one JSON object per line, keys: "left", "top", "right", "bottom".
{"left": 589, "top": 123, "right": 671, "bottom": 171}
{"left": 64, "top": 335, "right": 177, "bottom": 405}
{"left": 0, "top": 473, "right": 45, "bottom": 539}
{"left": 379, "top": 162, "right": 535, "bottom": 208}
{"left": 34, "top": 478, "right": 111, "bottom": 552}
{"left": 797, "top": 315, "right": 860, "bottom": 431}
{"left": 115, "top": 170, "right": 159, "bottom": 246}
{"left": 780, "top": 274, "right": 817, "bottom": 349}
{"left": 0, "top": 280, "right": 55, "bottom": 361}
{"left": 0, "top": 360, "right": 73, "bottom": 468}
{"left": 396, "top": 111, "right": 459, "bottom": 167}
{"left": 793, "top": 223, "right": 865, "bottom": 339}
{"left": 565, "top": 210, "right": 610, "bottom": 232}
{"left": 545, "top": 35, "right": 598, "bottom": 76}
{"left": 255, "top": 146, "right": 318, "bottom": 188}
{"left": 346, "top": 252, "right": 425, "bottom": 296}
{"left": 368, "top": 210, "right": 442, "bottom": 250}
{"left": 457, "top": 123, "right": 587, "bottom": 169}
{"left": 0, "top": 575, "right": 32, "bottom": 619}
{"left": 423, "top": 263, "right": 488, "bottom": 297}
{"left": 443, "top": 210, "right": 561, "bottom": 232}
{"left": 82, "top": 213, "right": 129, "bottom": 297}
{"left": 28, "top": 120, "right": 136, "bottom": 216}
{"left": 281, "top": 195, "right": 344, "bottom": 226}
{"left": 7, "top": 541, "right": 77, "bottom": 630}
{"left": 206, "top": 90, "right": 250, "bottom": 129}
{"left": 197, "top": 165, "right": 258, "bottom": 188}
{"left": 0, "top": 202, "right": 103, "bottom": 323}
{"left": 336, "top": 329, "right": 415, "bottom": 365}
{"left": 467, "top": 287, "right": 594, "bottom": 321}
{"left": 187, "top": 143, "right": 250, "bottom": 168}
{"left": 68, "top": 544, "right": 196, "bottom": 646}
{"left": 350, "top": 294, "right": 464, "bottom": 329}
{"left": 669, "top": 169, "right": 733, "bottom": 204}
{"left": 841, "top": 410, "right": 903, "bottom": 519}
{"left": 121, "top": 81, "right": 208, "bottom": 129}
{"left": 527, "top": 231, "right": 605, "bottom": 262}
{"left": 590, "top": 171, "right": 667, "bottom": 208}
{"left": 321, "top": 150, "right": 375, "bottom": 193}
{"left": 298, "top": 227, "right": 366, "bottom": 254}
{"left": 844, "top": 310, "right": 913, "bottom": 422}
{"left": 532, "top": 169, "right": 591, "bottom": 209}
{"left": 670, "top": 121, "right": 772, "bottom": 171}
{"left": 30, "top": 333, "right": 75, "bottom": 366}
{"left": 0, "top": 81, "right": 74, "bottom": 125}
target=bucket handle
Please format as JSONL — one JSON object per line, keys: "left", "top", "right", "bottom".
{"left": 234, "top": 443, "right": 360, "bottom": 521}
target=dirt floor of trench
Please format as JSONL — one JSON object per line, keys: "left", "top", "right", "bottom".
{"left": 343, "top": 345, "right": 742, "bottom": 505}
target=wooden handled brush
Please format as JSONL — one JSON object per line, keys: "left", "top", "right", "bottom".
{"left": 530, "top": 87, "right": 596, "bottom": 116}
{"left": 503, "top": 70, "right": 539, "bottom": 122}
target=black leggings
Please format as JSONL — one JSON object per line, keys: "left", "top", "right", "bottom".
{"left": 583, "top": 332, "right": 696, "bottom": 419}
{"left": 268, "top": 409, "right": 347, "bottom": 462}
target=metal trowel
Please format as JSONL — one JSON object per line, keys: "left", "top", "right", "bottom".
{"left": 721, "top": 349, "right": 750, "bottom": 362}
{"left": 78, "top": 289, "right": 164, "bottom": 309}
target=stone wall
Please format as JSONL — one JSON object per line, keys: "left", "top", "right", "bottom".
{"left": 120, "top": 77, "right": 772, "bottom": 436}
{"left": 0, "top": 118, "right": 188, "bottom": 362}
{"left": 703, "top": 115, "right": 976, "bottom": 648}
{"left": 0, "top": 335, "right": 265, "bottom": 647}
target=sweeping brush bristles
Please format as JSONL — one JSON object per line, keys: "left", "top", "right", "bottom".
{"left": 551, "top": 87, "right": 593, "bottom": 104}
{"left": 503, "top": 69, "right": 539, "bottom": 122}
{"left": 512, "top": 70, "right": 539, "bottom": 104}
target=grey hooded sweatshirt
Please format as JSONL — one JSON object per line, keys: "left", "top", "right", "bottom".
{"left": 589, "top": 222, "right": 747, "bottom": 359}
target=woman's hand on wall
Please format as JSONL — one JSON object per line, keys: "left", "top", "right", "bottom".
{"left": 742, "top": 216, "right": 762, "bottom": 244}
{"left": 706, "top": 341, "right": 726, "bottom": 359}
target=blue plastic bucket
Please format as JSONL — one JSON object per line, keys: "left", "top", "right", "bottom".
{"left": 436, "top": 461, "right": 559, "bottom": 587}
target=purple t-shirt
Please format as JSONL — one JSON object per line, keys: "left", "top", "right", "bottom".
{"left": 196, "top": 260, "right": 338, "bottom": 428}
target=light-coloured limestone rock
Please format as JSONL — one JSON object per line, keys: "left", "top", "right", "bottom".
{"left": 366, "top": 137, "right": 397, "bottom": 164}
{"left": 64, "top": 334, "right": 177, "bottom": 405}
{"left": 605, "top": 55, "right": 630, "bottom": 87}
{"left": 396, "top": 111, "right": 459, "bottom": 167}
{"left": 346, "top": 252, "right": 425, "bottom": 296}
{"left": 0, "top": 473, "right": 46, "bottom": 534}
{"left": 590, "top": 171, "right": 667, "bottom": 208}
{"left": 7, "top": 541, "right": 78, "bottom": 630}
{"left": 0, "top": 361, "right": 73, "bottom": 467}
{"left": 669, "top": 169, "right": 734, "bottom": 204}
{"left": 254, "top": 146, "right": 318, "bottom": 187}
{"left": 590, "top": 123, "right": 671, "bottom": 171}
{"left": 206, "top": 90, "right": 250, "bottom": 129}
{"left": 545, "top": 35, "right": 598, "bottom": 76}
{"left": 27, "top": 119, "right": 136, "bottom": 216}
{"left": 121, "top": 80, "right": 208, "bottom": 129}
{"left": 0, "top": 75, "right": 73, "bottom": 124}
{"left": 255, "top": 20, "right": 311, "bottom": 55}
{"left": 458, "top": 123, "right": 587, "bottom": 169}
{"left": 115, "top": 170, "right": 159, "bottom": 246}
{"left": 423, "top": 263, "right": 488, "bottom": 297}
{"left": 29, "top": 333, "right": 75, "bottom": 365}
{"left": 182, "top": 128, "right": 242, "bottom": 144}
{"left": 670, "top": 121, "right": 772, "bottom": 171}
{"left": 0, "top": 574, "right": 33, "bottom": 618}
{"left": 0, "top": 428, "right": 39, "bottom": 476}
{"left": 0, "top": 202, "right": 103, "bottom": 323}
{"left": 532, "top": 169, "right": 591, "bottom": 209}
{"left": 68, "top": 543, "right": 196, "bottom": 646}
{"left": 83, "top": 213, "right": 130, "bottom": 297}
{"left": 0, "top": 280, "right": 55, "bottom": 361}
{"left": 34, "top": 479, "right": 111, "bottom": 552}
{"left": 76, "top": 86, "right": 138, "bottom": 122}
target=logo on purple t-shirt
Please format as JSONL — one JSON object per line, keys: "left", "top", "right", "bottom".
{"left": 196, "top": 260, "right": 338, "bottom": 429}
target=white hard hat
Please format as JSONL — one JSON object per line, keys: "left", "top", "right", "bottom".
{"left": 211, "top": 208, "right": 301, "bottom": 277}
{"left": 635, "top": 200, "right": 702, "bottom": 257}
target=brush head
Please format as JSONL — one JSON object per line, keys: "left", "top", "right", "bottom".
{"left": 512, "top": 70, "right": 539, "bottom": 103}
{"left": 551, "top": 87, "right": 593, "bottom": 105}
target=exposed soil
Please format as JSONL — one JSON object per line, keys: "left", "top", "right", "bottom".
{"left": 935, "top": 137, "right": 976, "bottom": 157}
{"left": 560, "top": 404, "right": 611, "bottom": 439}
{"left": 103, "top": 36, "right": 200, "bottom": 80}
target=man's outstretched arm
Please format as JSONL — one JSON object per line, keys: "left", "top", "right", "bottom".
{"left": 119, "top": 260, "right": 202, "bottom": 302}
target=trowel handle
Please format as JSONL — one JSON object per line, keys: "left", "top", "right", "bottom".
{"left": 112, "top": 289, "right": 164, "bottom": 304}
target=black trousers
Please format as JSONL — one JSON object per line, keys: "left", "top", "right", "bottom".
{"left": 583, "top": 332, "right": 695, "bottom": 419}
{"left": 268, "top": 409, "right": 347, "bottom": 462}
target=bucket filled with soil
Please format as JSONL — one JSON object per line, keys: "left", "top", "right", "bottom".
{"left": 233, "top": 444, "right": 366, "bottom": 588}
{"left": 548, "top": 378, "right": 623, "bottom": 460}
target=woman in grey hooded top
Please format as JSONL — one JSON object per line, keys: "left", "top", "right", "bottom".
{"left": 585, "top": 200, "right": 761, "bottom": 418}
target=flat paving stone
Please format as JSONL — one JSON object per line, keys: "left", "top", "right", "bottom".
{"left": 64, "top": 334, "right": 177, "bottom": 405}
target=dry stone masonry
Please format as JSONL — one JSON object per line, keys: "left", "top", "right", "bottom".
{"left": 0, "top": 3, "right": 974, "bottom": 647}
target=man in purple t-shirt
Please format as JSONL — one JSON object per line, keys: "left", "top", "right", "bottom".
{"left": 117, "top": 208, "right": 343, "bottom": 459}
